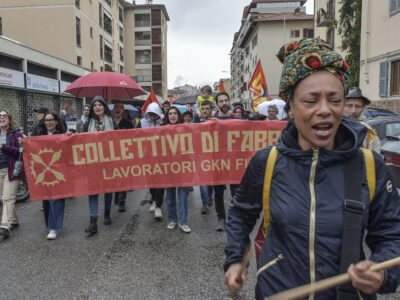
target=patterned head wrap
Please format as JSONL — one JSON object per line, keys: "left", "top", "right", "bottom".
{"left": 277, "top": 38, "right": 350, "bottom": 102}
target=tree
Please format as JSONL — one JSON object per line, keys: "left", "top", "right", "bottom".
{"left": 338, "top": 0, "right": 362, "bottom": 87}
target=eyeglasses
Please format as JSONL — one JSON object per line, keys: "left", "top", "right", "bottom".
{"left": 0, "top": 114, "right": 9, "bottom": 119}
{"left": 44, "top": 119, "right": 56, "bottom": 123}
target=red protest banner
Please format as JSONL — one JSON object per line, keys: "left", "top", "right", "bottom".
{"left": 23, "top": 120, "right": 286, "bottom": 201}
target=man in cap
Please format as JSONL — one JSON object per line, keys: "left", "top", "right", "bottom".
{"left": 31, "top": 107, "right": 49, "bottom": 136}
{"left": 344, "top": 87, "right": 381, "bottom": 153}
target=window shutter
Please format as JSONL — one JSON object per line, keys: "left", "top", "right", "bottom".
{"left": 379, "top": 61, "right": 388, "bottom": 97}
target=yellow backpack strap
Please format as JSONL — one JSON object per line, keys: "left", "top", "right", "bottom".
{"left": 262, "top": 146, "right": 278, "bottom": 238}
{"left": 360, "top": 148, "right": 376, "bottom": 203}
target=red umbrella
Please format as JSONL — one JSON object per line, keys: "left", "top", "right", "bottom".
{"left": 64, "top": 72, "right": 146, "bottom": 99}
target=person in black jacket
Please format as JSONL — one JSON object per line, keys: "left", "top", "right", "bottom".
{"left": 31, "top": 107, "right": 49, "bottom": 136}
{"left": 112, "top": 102, "right": 133, "bottom": 212}
{"left": 224, "top": 38, "right": 400, "bottom": 299}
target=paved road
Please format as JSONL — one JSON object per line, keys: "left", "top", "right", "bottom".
{"left": 1, "top": 188, "right": 400, "bottom": 299}
{"left": 0, "top": 188, "right": 257, "bottom": 300}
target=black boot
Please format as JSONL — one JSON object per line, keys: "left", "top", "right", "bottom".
{"left": 84, "top": 217, "right": 98, "bottom": 235}
{"left": 104, "top": 209, "right": 112, "bottom": 225}
{"left": 119, "top": 201, "right": 126, "bottom": 212}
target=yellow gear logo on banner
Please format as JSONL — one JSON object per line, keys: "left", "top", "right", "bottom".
{"left": 30, "top": 149, "right": 66, "bottom": 186}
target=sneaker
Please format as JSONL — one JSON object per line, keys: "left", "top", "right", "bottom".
{"left": 149, "top": 202, "right": 156, "bottom": 212}
{"left": 47, "top": 230, "right": 57, "bottom": 240}
{"left": 215, "top": 218, "right": 226, "bottom": 232}
{"left": 201, "top": 204, "right": 209, "bottom": 215}
{"left": 167, "top": 222, "right": 178, "bottom": 229}
{"left": 209, "top": 196, "right": 214, "bottom": 206}
{"left": 154, "top": 207, "right": 162, "bottom": 219}
{"left": 179, "top": 224, "right": 191, "bottom": 233}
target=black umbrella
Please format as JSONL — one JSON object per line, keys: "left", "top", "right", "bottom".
{"left": 174, "top": 89, "right": 218, "bottom": 105}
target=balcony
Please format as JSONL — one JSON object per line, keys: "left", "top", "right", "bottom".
{"left": 316, "top": 7, "right": 335, "bottom": 27}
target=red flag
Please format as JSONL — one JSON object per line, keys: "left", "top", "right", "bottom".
{"left": 169, "top": 97, "right": 174, "bottom": 105}
{"left": 248, "top": 60, "right": 270, "bottom": 112}
{"left": 141, "top": 90, "right": 159, "bottom": 115}
{"left": 217, "top": 79, "right": 226, "bottom": 92}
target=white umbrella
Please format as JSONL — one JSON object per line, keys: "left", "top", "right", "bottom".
{"left": 257, "top": 99, "right": 287, "bottom": 120}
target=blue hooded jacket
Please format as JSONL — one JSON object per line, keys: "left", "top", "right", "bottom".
{"left": 224, "top": 117, "right": 400, "bottom": 299}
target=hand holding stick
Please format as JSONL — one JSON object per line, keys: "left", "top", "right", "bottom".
{"left": 267, "top": 256, "right": 400, "bottom": 300}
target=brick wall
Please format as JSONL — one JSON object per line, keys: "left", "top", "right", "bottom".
{"left": 0, "top": 87, "right": 82, "bottom": 135}
{"left": 368, "top": 99, "right": 400, "bottom": 114}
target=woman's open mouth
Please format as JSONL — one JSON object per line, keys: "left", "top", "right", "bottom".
{"left": 312, "top": 123, "right": 333, "bottom": 138}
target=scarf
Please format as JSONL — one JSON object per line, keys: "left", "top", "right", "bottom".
{"left": 88, "top": 115, "right": 114, "bottom": 132}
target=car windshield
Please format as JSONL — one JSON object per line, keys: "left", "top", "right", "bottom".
{"left": 386, "top": 122, "right": 400, "bottom": 137}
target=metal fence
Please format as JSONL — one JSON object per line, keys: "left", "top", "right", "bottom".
{"left": 0, "top": 87, "right": 82, "bottom": 136}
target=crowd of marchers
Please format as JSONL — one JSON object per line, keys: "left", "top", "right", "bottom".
{"left": 0, "top": 82, "right": 381, "bottom": 242}
{"left": 1, "top": 38, "right": 399, "bottom": 300}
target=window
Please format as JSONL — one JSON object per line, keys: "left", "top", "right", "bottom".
{"left": 104, "top": 45, "right": 112, "bottom": 64}
{"left": 90, "top": 27, "right": 93, "bottom": 39}
{"left": 75, "top": 0, "right": 80, "bottom": 8}
{"left": 135, "top": 31, "right": 151, "bottom": 41}
{"left": 0, "top": 18, "right": 2, "bottom": 35}
{"left": 119, "top": 26, "right": 123, "bottom": 43}
{"left": 120, "top": 66, "right": 123, "bottom": 73}
{"left": 99, "top": 4, "right": 102, "bottom": 26}
{"left": 103, "top": 14, "right": 112, "bottom": 35}
{"left": 390, "top": 0, "right": 400, "bottom": 15}
{"left": 101, "top": 66, "right": 104, "bottom": 72}
{"left": 135, "top": 14, "right": 151, "bottom": 27}
{"left": 386, "top": 122, "right": 400, "bottom": 137}
{"left": 290, "top": 30, "right": 300, "bottom": 38}
{"left": 326, "top": 29, "right": 335, "bottom": 48}
{"left": 136, "top": 69, "right": 152, "bottom": 82}
{"left": 77, "top": 56, "right": 82, "bottom": 65}
{"left": 120, "top": 46, "right": 124, "bottom": 62}
{"left": 303, "top": 28, "right": 314, "bottom": 38}
{"left": 390, "top": 59, "right": 400, "bottom": 96}
{"left": 252, "top": 34, "right": 257, "bottom": 49}
{"left": 135, "top": 50, "right": 151, "bottom": 64}
{"left": 246, "top": 46, "right": 249, "bottom": 56}
{"left": 119, "top": 6, "right": 123, "bottom": 23}
{"left": 76, "top": 17, "right": 81, "bottom": 47}
{"left": 91, "top": 62, "right": 94, "bottom": 71}
{"left": 100, "top": 35, "right": 103, "bottom": 59}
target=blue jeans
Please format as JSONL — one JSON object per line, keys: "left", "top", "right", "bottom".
{"left": 166, "top": 187, "right": 189, "bottom": 226}
{"left": 89, "top": 193, "right": 112, "bottom": 217}
{"left": 199, "top": 186, "right": 213, "bottom": 205}
{"left": 43, "top": 199, "right": 65, "bottom": 230}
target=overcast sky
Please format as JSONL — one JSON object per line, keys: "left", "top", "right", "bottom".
{"left": 130, "top": 0, "right": 314, "bottom": 89}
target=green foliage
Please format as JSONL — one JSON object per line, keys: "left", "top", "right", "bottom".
{"left": 338, "top": 0, "right": 362, "bottom": 87}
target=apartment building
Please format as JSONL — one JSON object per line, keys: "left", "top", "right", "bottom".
{"left": 313, "top": 0, "right": 345, "bottom": 57}
{"left": 124, "top": 3, "right": 169, "bottom": 99}
{"left": 359, "top": 0, "right": 400, "bottom": 112}
{"left": 231, "top": 0, "right": 313, "bottom": 108}
{"left": 0, "top": 0, "right": 169, "bottom": 99}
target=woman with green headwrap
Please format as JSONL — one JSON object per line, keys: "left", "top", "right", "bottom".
{"left": 223, "top": 39, "right": 400, "bottom": 299}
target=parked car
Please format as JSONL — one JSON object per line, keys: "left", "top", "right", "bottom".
{"left": 366, "top": 116, "right": 400, "bottom": 191}
{"left": 366, "top": 116, "right": 400, "bottom": 145}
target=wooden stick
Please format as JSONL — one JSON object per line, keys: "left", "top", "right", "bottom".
{"left": 236, "top": 243, "right": 252, "bottom": 284}
{"left": 266, "top": 256, "right": 400, "bottom": 300}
